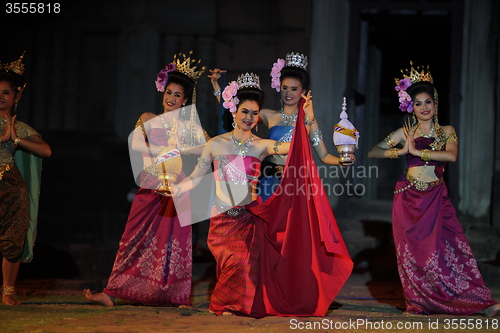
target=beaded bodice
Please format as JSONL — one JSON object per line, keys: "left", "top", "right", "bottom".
{"left": 213, "top": 154, "right": 260, "bottom": 186}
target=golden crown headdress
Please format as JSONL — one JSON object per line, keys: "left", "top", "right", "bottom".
{"left": 394, "top": 61, "right": 438, "bottom": 114}
{"left": 0, "top": 51, "right": 26, "bottom": 75}
{"left": 237, "top": 72, "right": 261, "bottom": 89}
{"left": 285, "top": 52, "right": 308, "bottom": 70}
{"left": 395, "top": 61, "right": 433, "bottom": 86}
{"left": 173, "top": 51, "right": 206, "bottom": 83}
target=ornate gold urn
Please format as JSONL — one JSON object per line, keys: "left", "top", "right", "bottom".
{"left": 155, "top": 146, "right": 182, "bottom": 194}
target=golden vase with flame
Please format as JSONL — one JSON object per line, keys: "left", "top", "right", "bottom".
{"left": 155, "top": 146, "right": 182, "bottom": 195}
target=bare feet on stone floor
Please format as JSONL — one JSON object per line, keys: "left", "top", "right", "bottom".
{"left": 2, "top": 294, "right": 20, "bottom": 306}
{"left": 484, "top": 304, "right": 500, "bottom": 317}
{"left": 84, "top": 289, "right": 115, "bottom": 307}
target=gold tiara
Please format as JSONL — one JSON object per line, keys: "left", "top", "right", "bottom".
{"left": 0, "top": 51, "right": 26, "bottom": 75}
{"left": 173, "top": 51, "right": 206, "bottom": 83}
{"left": 395, "top": 61, "right": 433, "bottom": 86}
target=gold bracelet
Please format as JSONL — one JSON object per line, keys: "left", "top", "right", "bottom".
{"left": 421, "top": 149, "right": 431, "bottom": 162}
{"left": 180, "top": 144, "right": 190, "bottom": 155}
{"left": 0, "top": 138, "right": 2, "bottom": 145}
{"left": 388, "top": 148, "right": 399, "bottom": 159}
{"left": 13, "top": 137, "right": 21, "bottom": 146}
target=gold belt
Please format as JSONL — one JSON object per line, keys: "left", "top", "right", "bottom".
{"left": 0, "top": 164, "right": 13, "bottom": 181}
{"left": 406, "top": 173, "right": 443, "bottom": 191}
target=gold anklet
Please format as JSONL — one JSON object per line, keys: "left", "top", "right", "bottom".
{"left": 2, "top": 285, "right": 15, "bottom": 296}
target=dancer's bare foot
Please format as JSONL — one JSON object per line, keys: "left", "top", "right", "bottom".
{"left": 222, "top": 311, "right": 234, "bottom": 316}
{"left": 178, "top": 304, "right": 194, "bottom": 309}
{"left": 2, "top": 294, "right": 20, "bottom": 306}
{"left": 2, "top": 286, "right": 20, "bottom": 306}
{"left": 84, "top": 289, "right": 114, "bottom": 307}
{"left": 484, "top": 304, "right": 500, "bottom": 317}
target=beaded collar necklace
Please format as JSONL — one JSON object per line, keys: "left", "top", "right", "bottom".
{"left": 280, "top": 108, "right": 298, "bottom": 126}
{"left": 229, "top": 130, "right": 254, "bottom": 158}
{"left": 417, "top": 123, "right": 435, "bottom": 138}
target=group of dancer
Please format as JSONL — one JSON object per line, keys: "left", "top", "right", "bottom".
{"left": 1, "top": 51, "right": 499, "bottom": 318}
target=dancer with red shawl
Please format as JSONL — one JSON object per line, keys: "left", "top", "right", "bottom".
{"left": 85, "top": 52, "right": 209, "bottom": 307}
{"left": 166, "top": 72, "right": 353, "bottom": 317}
{"left": 368, "top": 63, "right": 499, "bottom": 317}
{"left": 210, "top": 52, "right": 354, "bottom": 201}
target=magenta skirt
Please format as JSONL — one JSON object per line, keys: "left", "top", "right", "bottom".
{"left": 393, "top": 175, "right": 496, "bottom": 315}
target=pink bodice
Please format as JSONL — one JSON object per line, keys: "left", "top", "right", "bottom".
{"left": 213, "top": 155, "right": 260, "bottom": 186}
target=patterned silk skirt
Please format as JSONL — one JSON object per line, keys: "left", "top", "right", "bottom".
{"left": 393, "top": 176, "right": 496, "bottom": 315}
{"left": 207, "top": 206, "right": 260, "bottom": 316}
{"left": 103, "top": 171, "right": 192, "bottom": 306}
{"left": 0, "top": 165, "right": 29, "bottom": 263}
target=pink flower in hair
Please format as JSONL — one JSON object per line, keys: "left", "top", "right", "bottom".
{"left": 222, "top": 81, "right": 240, "bottom": 113}
{"left": 155, "top": 63, "right": 176, "bottom": 92}
{"left": 395, "top": 77, "right": 413, "bottom": 112}
{"left": 395, "top": 77, "right": 412, "bottom": 92}
{"left": 270, "top": 58, "right": 285, "bottom": 92}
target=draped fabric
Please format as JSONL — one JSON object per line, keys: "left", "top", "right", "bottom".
{"left": 14, "top": 149, "right": 42, "bottom": 263}
{"left": 209, "top": 101, "right": 353, "bottom": 317}
{"left": 393, "top": 137, "right": 496, "bottom": 315}
{"left": 248, "top": 100, "right": 353, "bottom": 317}
{"left": 259, "top": 125, "right": 293, "bottom": 201}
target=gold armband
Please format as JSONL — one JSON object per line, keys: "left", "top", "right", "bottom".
{"left": 421, "top": 149, "right": 431, "bottom": 162}
{"left": 385, "top": 132, "right": 396, "bottom": 148}
{"left": 388, "top": 148, "right": 399, "bottom": 159}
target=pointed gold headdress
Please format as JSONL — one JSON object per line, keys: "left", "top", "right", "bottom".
{"left": 395, "top": 61, "right": 433, "bottom": 86}
{"left": 0, "top": 51, "right": 26, "bottom": 75}
{"left": 394, "top": 61, "right": 437, "bottom": 114}
{"left": 173, "top": 51, "right": 206, "bottom": 83}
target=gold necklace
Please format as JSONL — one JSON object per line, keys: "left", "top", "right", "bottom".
{"left": 417, "top": 124, "right": 435, "bottom": 138}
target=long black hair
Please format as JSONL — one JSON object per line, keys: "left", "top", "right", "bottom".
{"left": 280, "top": 66, "right": 309, "bottom": 91}
{"left": 236, "top": 87, "right": 265, "bottom": 110}
{"left": 406, "top": 81, "right": 435, "bottom": 102}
